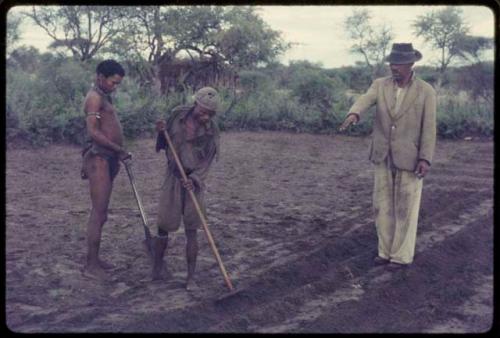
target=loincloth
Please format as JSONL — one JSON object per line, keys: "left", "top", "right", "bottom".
{"left": 81, "top": 144, "right": 120, "bottom": 180}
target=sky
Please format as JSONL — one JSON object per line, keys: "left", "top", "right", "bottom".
{"left": 8, "top": 5, "right": 496, "bottom": 69}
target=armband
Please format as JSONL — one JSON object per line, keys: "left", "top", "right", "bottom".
{"left": 86, "top": 112, "right": 101, "bottom": 119}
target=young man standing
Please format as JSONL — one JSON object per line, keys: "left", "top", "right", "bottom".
{"left": 81, "top": 59, "right": 131, "bottom": 280}
{"left": 153, "top": 87, "right": 220, "bottom": 290}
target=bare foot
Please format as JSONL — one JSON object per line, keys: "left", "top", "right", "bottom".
{"left": 82, "top": 264, "right": 109, "bottom": 281}
{"left": 185, "top": 279, "right": 199, "bottom": 291}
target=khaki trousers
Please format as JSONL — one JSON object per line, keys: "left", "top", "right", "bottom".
{"left": 156, "top": 170, "right": 206, "bottom": 233}
{"left": 373, "top": 154, "right": 423, "bottom": 264}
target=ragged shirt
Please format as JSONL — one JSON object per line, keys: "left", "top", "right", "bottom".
{"left": 156, "top": 105, "right": 220, "bottom": 191}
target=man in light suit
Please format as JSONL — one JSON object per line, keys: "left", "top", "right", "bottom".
{"left": 339, "top": 43, "right": 437, "bottom": 269}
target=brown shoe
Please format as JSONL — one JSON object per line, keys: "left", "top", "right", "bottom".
{"left": 387, "top": 262, "right": 409, "bottom": 270}
{"left": 374, "top": 256, "right": 389, "bottom": 265}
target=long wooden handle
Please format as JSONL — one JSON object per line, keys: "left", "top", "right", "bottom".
{"left": 162, "top": 130, "right": 234, "bottom": 291}
{"left": 123, "top": 160, "right": 154, "bottom": 254}
{"left": 124, "top": 161, "right": 148, "bottom": 228}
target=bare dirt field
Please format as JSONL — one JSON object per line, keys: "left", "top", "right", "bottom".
{"left": 5, "top": 131, "right": 494, "bottom": 333}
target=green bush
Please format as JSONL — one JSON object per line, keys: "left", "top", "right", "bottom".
{"left": 238, "top": 70, "right": 273, "bottom": 92}
{"left": 220, "top": 87, "right": 292, "bottom": 130}
{"left": 6, "top": 55, "right": 186, "bottom": 145}
{"left": 220, "top": 85, "right": 351, "bottom": 134}
{"left": 5, "top": 50, "right": 494, "bottom": 146}
{"left": 6, "top": 55, "right": 93, "bottom": 145}
{"left": 115, "top": 77, "right": 181, "bottom": 139}
{"left": 437, "top": 97, "right": 493, "bottom": 138}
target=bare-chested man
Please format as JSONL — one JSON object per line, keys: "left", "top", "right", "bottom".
{"left": 81, "top": 60, "right": 131, "bottom": 280}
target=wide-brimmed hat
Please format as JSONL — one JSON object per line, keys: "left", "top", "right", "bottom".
{"left": 385, "top": 43, "right": 422, "bottom": 64}
{"left": 194, "top": 87, "right": 220, "bottom": 112}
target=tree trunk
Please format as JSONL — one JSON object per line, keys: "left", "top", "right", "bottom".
{"left": 152, "top": 64, "right": 163, "bottom": 96}
{"left": 435, "top": 73, "right": 444, "bottom": 93}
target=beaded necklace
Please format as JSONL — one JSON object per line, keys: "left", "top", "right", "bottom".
{"left": 93, "top": 84, "right": 112, "bottom": 104}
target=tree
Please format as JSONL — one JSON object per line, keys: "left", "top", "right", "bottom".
{"left": 106, "top": 6, "right": 225, "bottom": 93}
{"left": 107, "top": 6, "right": 289, "bottom": 94}
{"left": 455, "top": 35, "right": 493, "bottom": 64}
{"left": 288, "top": 61, "right": 346, "bottom": 128}
{"left": 344, "top": 9, "right": 394, "bottom": 79}
{"left": 452, "top": 35, "right": 494, "bottom": 104}
{"left": 7, "top": 46, "right": 41, "bottom": 73}
{"left": 412, "top": 6, "right": 469, "bottom": 88}
{"left": 103, "top": 6, "right": 173, "bottom": 93}
{"left": 24, "top": 6, "right": 126, "bottom": 62}
{"left": 217, "top": 7, "right": 289, "bottom": 70}
{"left": 457, "top": 62, "right": 493, "bottom": 104}
{"left": 7, "top": 10, "right": 23, "bottom": 55}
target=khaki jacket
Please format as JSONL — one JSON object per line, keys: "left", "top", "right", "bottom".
{"left": 348, "top": 75, "right": 437, "bottom": 171}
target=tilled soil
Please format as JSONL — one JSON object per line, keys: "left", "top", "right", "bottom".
{"left": 5, "top": 131, "right": 493, "bottom": 333}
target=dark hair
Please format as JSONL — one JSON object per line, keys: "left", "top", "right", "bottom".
{"left": 96, "top": 60, "right": 125, "bottom": 78}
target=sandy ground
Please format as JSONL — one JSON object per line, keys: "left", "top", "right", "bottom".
{"left": 5, "top": 131, "right": 494, "bottom": 333}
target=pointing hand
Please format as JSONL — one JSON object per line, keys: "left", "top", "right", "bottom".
{"left": 339, "top": 114, "right": 359, "bottom": 132}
